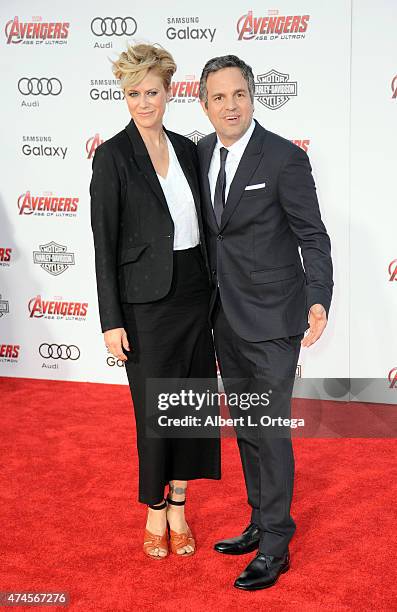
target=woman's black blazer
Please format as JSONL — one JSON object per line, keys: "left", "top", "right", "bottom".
{"left": 90, "top": 119, "right": 209, "bottom": 333}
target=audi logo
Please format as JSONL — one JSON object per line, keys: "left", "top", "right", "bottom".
{"left": 39, "top": 343, "right": 80, "bottom": 360}
{"left": 90, "top": 16, "right": 137, "bottom": 37}
{"left": 18, "top": 77, "right": 62, "bottom": 96}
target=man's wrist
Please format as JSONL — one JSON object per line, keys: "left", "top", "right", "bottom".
{"left": 308, "top": 303, "right": 326, "bottom": 316}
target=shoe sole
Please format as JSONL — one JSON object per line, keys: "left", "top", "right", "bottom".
{"left": 214, "top": 542, "right": 259, "bottom": 555}
{"left": 233, "top": 564, "right": 290, "bottom": 590}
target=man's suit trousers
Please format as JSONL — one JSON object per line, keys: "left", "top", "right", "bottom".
{"left": 213, "top": 295, "right": 302, "bottom": 556}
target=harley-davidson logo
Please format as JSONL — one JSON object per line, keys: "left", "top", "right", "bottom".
{"left": 0, "top": 295, "right": 9, "bottom": 317}
{"left": 33, "top": 241, "right": 75, "bottom": 275}
{"left": 185, "top": 130, "right": 205, "bottom": 144}
{"left": 254, "top": 70, "right": 297, "bottom": 110}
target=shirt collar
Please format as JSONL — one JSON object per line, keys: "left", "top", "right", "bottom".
{"left": 215, "top": 119, "right": 256, "bottom": 157}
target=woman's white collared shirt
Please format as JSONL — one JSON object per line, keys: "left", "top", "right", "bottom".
{"left": 157, "top": 135, "right": 200, "bottom": 251}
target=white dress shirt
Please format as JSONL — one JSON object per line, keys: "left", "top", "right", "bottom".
{"left": 208, "top": 119, "right": 256, "bottom": 206}
{"left": 157, "top": 134, "right": 200, "bottom": 250}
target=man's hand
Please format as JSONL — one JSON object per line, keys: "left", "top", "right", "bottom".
{"left": 301, "top": 304, "right": 327, "bottom": 348}
{"left": 104, "top": 327, "right": 130, "bottom": 361}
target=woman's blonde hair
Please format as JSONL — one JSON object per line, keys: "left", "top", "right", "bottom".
{"left": 112, "top": 43, "right": 177, "bottom": 91}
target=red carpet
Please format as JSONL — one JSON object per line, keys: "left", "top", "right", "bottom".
{"left": 0, "top": 377, "right": 396, "bottom": 611}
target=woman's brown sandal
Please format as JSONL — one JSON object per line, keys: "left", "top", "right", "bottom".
{"left": 167, "top": 496, "right": 195, "bottom": 557}
{"left": 143, "top": 499, "right": 169, "bottom": 560}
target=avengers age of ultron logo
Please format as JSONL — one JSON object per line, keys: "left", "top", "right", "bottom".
{"left": 5, "top": 16, "right": 69, "bottom": 45}
{"left": 33, "top": 242, "right": 75, "bottom": 276}
{"left": 0, "top": 247, "right": 12, "bottom": 266}
{"left": 388, "top": 368, "right": 397, "bottom": 389}
{"left": 254, "top": 70, "right": 298, "bottom": 110}
{"left": 391, "top": 75, "right": 397, "bottom": 99}
{"left": 28, "top": 296, "right": 88, "bottom": 321}
{"left": 291, "top": 139, "right": 310, "bottom": 152}
{"left": 18, "top": 191, "right": 79, "bottom": 217}
{"left": 185, "top": 131, "right": 205, "bottom": 144}
{"left": 388, "top": 259, "right": 397, "bottom": 281}
{"left": 0, "top": 344, "right": 20, "bottom": 363}
{"left": 237, "top": 10, "right": 310, "bottom": 41}
{"left": 86, "top": 134, "right": 104, "bottom": 159}
{"left": 170, "top": 76, "right": 200, "bottom": 103}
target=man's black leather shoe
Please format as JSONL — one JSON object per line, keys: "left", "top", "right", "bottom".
{"left": 234, "top": 550, "right": 290, "bottom": 590}
{"left": 214, "top": 524, "right": 260, "bottom": 555}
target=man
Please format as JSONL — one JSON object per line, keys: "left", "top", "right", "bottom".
{"left": 197, "top": 56, "right": 333, "bottom": 590}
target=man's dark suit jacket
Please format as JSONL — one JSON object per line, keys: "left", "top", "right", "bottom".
{"left": 197, "top": 120, "right": 333, "bottom": 342}
{"left": 90, "top": 119, "right": 208, "bottom": 333}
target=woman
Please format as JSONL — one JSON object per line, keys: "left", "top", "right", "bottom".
{"left": 90, "top": 44, "right": 220, "bottom": 559}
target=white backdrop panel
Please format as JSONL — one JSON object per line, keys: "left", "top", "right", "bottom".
{"left": 0, "top": 0, "right": 391, "bottom": 405}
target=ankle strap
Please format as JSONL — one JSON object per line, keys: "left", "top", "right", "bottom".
{"left": 166, "top": 495, "right": 185, "bottom": 506}
{"left": 148, "top": 499, "right": 167, "bottom": 510}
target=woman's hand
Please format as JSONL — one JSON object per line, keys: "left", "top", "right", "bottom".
{"left": 104, "top": 327, "right": 131, "bottom": 362}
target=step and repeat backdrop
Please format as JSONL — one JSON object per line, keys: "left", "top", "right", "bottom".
{"left": 0, "top": 0, "right": 396, "bottom": 403}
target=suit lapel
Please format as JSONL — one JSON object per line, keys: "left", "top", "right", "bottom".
{"left": 124, "top": 119, "right": 169, "bottom": 213}
{"left": 220, "top": 122, "right": 265, "bottom": 230}
{"left": 198, "top": 133, "right": 218, "bottom": 231}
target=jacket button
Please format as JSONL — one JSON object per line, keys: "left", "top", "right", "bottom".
{"left": 217, "top": 234, "right": 223, "bottom": 241}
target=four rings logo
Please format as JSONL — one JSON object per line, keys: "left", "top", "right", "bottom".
{"left": 39, "top": 343, "right": 80, "bottom": 360}
{"left": 91, "top": 16, "right": 137, "bottom": 36}
{"left": 388, "top": 259, "right": 397, "bottom": 281}
{"left": 33, "top": 241, "right": 75, "bottom": 276}
{"left": 388, "top": 368, "right": 397, "bottom": 389}
{"left": 254, "top": 70, "right": 298, "bottom": 110}
{"left": 18, "top": 77, "right": 62, "bottom": 96}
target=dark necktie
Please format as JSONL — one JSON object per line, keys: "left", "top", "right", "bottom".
{"left": 213, "top": 147, "right": 229, "bottom": 227}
